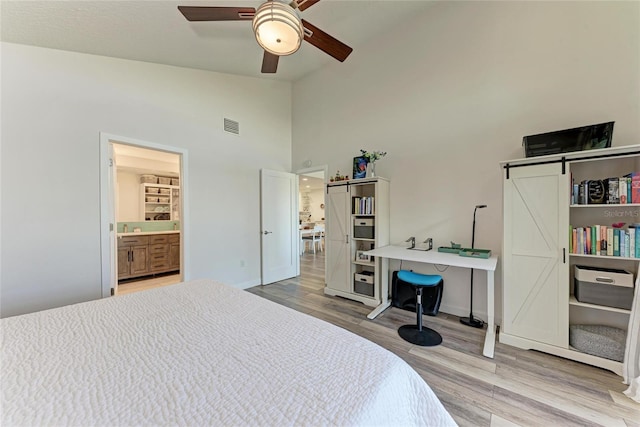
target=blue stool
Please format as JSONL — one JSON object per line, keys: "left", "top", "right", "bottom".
{"left": 396, "top": 270, "right": 443, "bottom": 346}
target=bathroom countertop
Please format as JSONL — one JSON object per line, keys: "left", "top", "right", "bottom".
{"left": 117, "top": 230, "right": 180, "bottom": 237}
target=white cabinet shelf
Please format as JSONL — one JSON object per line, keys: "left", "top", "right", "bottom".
{"left": 325, "top": 178, "right": 390, "bottom": 312}
{"left": 570, "top": 203, "right": 640, "bottom": 208}
{"left": 570, "top": 253, "right": 639, "bottom": 261}
{"left": 141, "top": 183, "right": 180, "bottom": 222}
{"left": 501, "top": 144, "right": 640, "bottom": 376}
{"left": 569, "top": 296, "right": 631, "bottom": 314}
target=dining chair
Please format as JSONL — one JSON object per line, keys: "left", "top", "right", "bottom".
{"left": 301, "top": 224, "right": 322, "bottom": 254}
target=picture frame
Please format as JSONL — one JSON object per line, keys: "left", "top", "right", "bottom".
{"left": 355, "top": 250, "right": 371, "bottom": 262}
{"left": 353, "top": 156, "right": 368, "bottom": 179}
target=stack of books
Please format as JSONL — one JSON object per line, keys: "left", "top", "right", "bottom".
{"left": 570, "top": 224, "right": 640, "bottom": 257}
{"left": 353, "top": 197, "right": 375, "bottom": 215}
{"left": 572, "top": 173, "right": 640, "bottom": 204}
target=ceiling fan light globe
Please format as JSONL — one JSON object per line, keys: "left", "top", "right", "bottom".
{"left": 253, "top": 1, "right": 303, "bottom": 56}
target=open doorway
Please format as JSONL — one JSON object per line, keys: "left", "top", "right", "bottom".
{"left": 99, "top": 134, "right": 188, "bottom": 298}
{"left": 297, "top": 167, "right": 327, "bottom": 284}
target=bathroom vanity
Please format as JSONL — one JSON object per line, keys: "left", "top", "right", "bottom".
{"left": 117, "top": 231, "right": 180, "bottom": 280}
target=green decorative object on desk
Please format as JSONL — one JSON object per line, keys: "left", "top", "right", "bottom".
{"left": 437, "top": 242, "right": 462, "bottom": 254}
{"left": 459, "top": 248, "right": 492, "bottom": 259}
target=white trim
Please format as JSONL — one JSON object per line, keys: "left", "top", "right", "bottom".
{"left": 99, "top": 133, "right": 189, "bottom": 298}
{"left": 234, "top": 279, "right": 262, "bottom": 290}
{"left": 295, "top": 164, "right": 328, "bottom": 278}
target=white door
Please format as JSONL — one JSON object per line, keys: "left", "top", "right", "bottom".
{"left": 326, "top": 184, "right": 351, "bottom": 293}
{"left": 503, "top": 163, "right": 569, "bottom": 347}
{"left": 261, "top": 169, "right": 298, "bottom": 284}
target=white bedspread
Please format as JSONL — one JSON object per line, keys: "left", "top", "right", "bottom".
{"left": 1, "top": 279, "right": 456, "bottom": 426}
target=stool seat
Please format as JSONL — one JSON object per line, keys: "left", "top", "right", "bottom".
{"left": 397, "top": 270, "right": 442, "bottom": 287}
{"left": 396, "top": 270, "right": 443, "bottom": 347}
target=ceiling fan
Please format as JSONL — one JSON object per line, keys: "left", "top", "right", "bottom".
{"left": 178, "top": 0, "right": 353, "bottom": 73}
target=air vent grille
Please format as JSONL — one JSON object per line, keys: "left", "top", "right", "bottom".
{"left": 224, "top": 118, "right": 240, "bottom": 135}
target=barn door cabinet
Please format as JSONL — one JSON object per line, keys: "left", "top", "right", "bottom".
{"left": 500, "top": 144, "right": 640, "bottom": 375}
{"left": 325, "top": 177, "right": 390, "bottom": 310}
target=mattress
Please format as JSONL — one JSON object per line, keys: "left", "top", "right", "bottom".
{"left": 1, "top": 279, "right": 456, "bottom": 426}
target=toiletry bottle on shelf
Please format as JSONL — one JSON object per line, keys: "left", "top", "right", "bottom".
{"left": 123, "top": 224, "right": 128, "bottom": 233}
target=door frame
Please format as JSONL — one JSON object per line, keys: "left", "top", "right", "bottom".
{"left": 295, "top": 164, "right": 328, "bottom": 278}
{"left": 99, "top": 133, "right": 190, "bottom": 297}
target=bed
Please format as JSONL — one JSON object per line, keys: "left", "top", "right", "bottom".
{"left": 1, "top": 279, "right": 456, "bottom": 426}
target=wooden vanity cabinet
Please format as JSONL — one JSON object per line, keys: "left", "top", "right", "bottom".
{"left": 118, "top": 233, "right": 180, "bottom": 281}
{"left": 149, "top": 235, "right": 170, "bottom": 273}
{"left": 169, "top": 233, "right": 180, "bottom": 270}
{"left": 117, "top": 236, "right": 150, "bottom": 280}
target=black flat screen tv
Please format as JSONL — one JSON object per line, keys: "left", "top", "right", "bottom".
{"left": 522, "top": 121, "right": 614, "bottom": 158}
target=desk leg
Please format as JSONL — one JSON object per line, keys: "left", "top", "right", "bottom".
{"left": 367, "top": 257, "right": 390, "bottom": 319}
{"left": 482, "top": 269, "right": 496, "bottom": 358}
{"left": 367, "top": 301, "right": 391, "bottom": 319}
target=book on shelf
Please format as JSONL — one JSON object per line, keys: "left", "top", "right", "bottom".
{"left": 620, "top": 177, "right": 628, "bottom": 204}
{"left": 607, "top": 227, "right": 614, "bottom": 256}
{"left": 569, "top": 225, "right": 574, "bottom": 253}
{"left": 613, "top": 229, "right": 620, "bottom": 257}
{"left": 628, "top": 172, "right": 640, "bottom": 204}
{"left": 607, "top": 178, "right": 619, "bottom": 204}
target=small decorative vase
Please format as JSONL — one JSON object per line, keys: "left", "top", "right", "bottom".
{"left": 365, "top": 162, "right": 376, "bottom": 178}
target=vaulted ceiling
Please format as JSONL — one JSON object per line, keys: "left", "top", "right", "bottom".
{"left": 1, "top": 0, "right": 434, "bottom": 82}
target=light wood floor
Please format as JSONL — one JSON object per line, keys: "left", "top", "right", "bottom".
{"left": 116, "top": 273, "right": 181, "bottom": 295}
{"left": 247, "top": 251, "right": 640, "bottom": 427}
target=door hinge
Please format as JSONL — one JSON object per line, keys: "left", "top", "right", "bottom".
{"left": 110, "top": 287, "right": 115, "bottom": 296}
{"left": 109, "top": 158, "right": 113, "bottom": 167}
{"left": 109, "top": 223, "right": 114, "bottom": 231}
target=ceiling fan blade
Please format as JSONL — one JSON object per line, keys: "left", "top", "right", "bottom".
{"left": 302, "top": 19, "right": 353, "bottom": 62}
{"left": 177, "top": 6, "right": 255, "bottom": 21}
{"left": 261, "top": 51, "right": 279, "bottom": 73}
{"left": 295, "top": 0, "right": 321, "bottom": 12}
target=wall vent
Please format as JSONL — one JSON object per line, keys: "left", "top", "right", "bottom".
{"left": 224, "top": 118, "right": 240, "bottom": 135}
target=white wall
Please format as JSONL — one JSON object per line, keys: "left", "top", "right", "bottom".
{"left": 117, "top": 171, "right": 141, "bottom": 222}
{"left": 292, "top": 1, "right": 640, "bottom": 322}
{"left": 1, "top": 42, "right": 292, "bottom": 317}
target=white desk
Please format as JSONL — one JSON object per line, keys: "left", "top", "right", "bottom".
{"left": 364, "top": 245, "right": 499, "bottom": 358}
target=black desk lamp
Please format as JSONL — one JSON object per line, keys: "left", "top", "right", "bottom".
{"left": 460, "top": 204, "right": 487, "bottom": 328}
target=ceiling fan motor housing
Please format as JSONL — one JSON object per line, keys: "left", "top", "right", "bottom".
{"left": 252, "top": 1, "right": 304, "bottom": 56}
